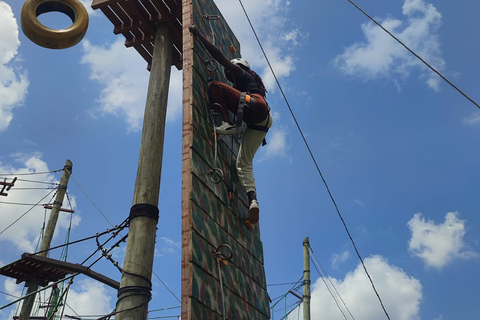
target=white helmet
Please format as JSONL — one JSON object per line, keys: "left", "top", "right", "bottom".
{"left": 231, "top": 58, "right": 250, "bottom": 70}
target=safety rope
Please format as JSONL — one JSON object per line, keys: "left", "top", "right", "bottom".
{"left": 0, "top": 274, "right": 79, "bottom": 311}
{"left": 58, "top": 278, "right": 73, "bottom": 320}
{"left": 228, "top": 134, "right": 236, "bottom": 205}
{"left": 42, "top": 283, "right": 56, "bottom": 320}
{"left": 204, "top": 14, "right": 220, "bottom": 46}
{"left": 212, "top": 244, "right": 233, "bottom": 319}
{"left": 204, "top": 58, "right": 225, "bottom": 185}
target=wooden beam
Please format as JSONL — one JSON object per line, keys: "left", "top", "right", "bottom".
{"left": 21, "top": 253, "right": 120, "bottom": 289}
{"left": 43, "top": 205, "right": 75, "bottom": 213}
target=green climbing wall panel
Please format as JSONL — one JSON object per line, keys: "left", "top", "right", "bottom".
{"left": 181, "top": 0, "right": 270, "bottom": 319}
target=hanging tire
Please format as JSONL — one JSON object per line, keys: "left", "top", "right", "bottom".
{"left": 20, "top": 0, "right": 89, "bottom": 49}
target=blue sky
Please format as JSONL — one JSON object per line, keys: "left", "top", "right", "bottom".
{"left": 1, "top": 0, "right": 480, "bottom": 319}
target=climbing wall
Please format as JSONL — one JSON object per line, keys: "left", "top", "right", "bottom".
{"left": 181, "top": 0, "right": 270, "bottom": 319}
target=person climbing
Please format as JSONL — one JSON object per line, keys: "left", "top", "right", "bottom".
{"left": 189, "top": 25, "right": 273, "bottom": 225}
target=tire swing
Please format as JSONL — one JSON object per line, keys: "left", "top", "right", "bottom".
{"left": 20, "top": 0, "right": 89, "bottom": 49}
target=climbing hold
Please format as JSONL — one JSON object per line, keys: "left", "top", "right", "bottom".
{"left": 20, "top": 0, "right": 89, "bottom": 49}
{"left": 244, "top": 220, "right": 255, "bottom": 230}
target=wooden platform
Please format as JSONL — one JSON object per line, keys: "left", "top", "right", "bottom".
{"left": 0, "top": 253, "right": 119, "bottom": 289}
{"left": 91, "top": 0, "right": 183, "bottom": 70}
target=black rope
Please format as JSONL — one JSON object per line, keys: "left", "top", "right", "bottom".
{"left": 0, "top": 169, "right": 63, "bottom": 176}
{"left": 237, "top": 1, "right": 391, "bottom": 319}
{"left": 32, "top": 219, "right": 128, "bottom": 256}
{"left": 345, "top": 0, "right": 479, "bottom": 109}
{"left": 0, "top": 188, "right": 57, "bottom": 235}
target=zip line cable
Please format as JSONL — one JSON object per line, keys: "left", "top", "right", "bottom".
{"left": 345, "top": 0, "right": 480, "bottom": 109}
{"left": 0, "top": 201, "right": 52, "bottom": 206}
{"left": 70, "top": 175, "right": 115, "bottom": 227}
{"left": 0, "top": 188, "right": 57, "bottom": 235}
{"left": 278, "top": 300, "right": 303, "bottom": 320}
{"left": 0, "top": 177, "right": 59, "bottom": 185}
{"left": 0, "top": 169, "right": 63, "bottom": 176}
{"left": 7, "top": 187, "right": 57, "bottom": 190}
{"left": 0, "top": 274, "right": 79, "bottom": 311}
{"left": 237, "top": 1, "right": 391, "bottom": 319}
{"left": 268, "top": 281, "right": 305, "bottom": 287}
{"left": 270, "top": 276, "right": 303, "bottom": 304}
{"left": 152, "top": 271, "right": 181, "bottom": 303}
{"left": 308, "top": 246, "right": 355, "bottom": 320}
{"left": 70, "top": 175, "right": 180, "bottom": 303}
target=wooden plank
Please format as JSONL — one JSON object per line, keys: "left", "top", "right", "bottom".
{"left": 21, "top": 253, "right": 120, "bottom": 289}
{"left": 93, "top": 0, "right": 182, "bottom": 69}
{"left": 0, "top": 255, "right": 119, "bottom": 288}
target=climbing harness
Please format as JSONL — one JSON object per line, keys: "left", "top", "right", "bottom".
{"left": 236, "top": 92, "right": 247, "bottom": 138}
{"left": 248, "top": 108, "right": 271, "bottom": 146}
{"left": 236, "top": 93, "right": 270, "bottom": 146}
{"left": 213, "top": 244, "right": 233, "bottom": 320}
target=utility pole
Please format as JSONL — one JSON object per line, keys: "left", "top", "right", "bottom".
{"left": 115, "top": 22, "right": 172, "bottom": 320}
{"left": 19, "top": 160, "right": 73, "bottom": 320}
{"left": 303, "top": 237, "right": 311, "bottom": 320}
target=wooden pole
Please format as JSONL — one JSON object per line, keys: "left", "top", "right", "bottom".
{"left": 115, "top": 22, "right": 172, "bottom": 320}
{"left": 19, "top": 160, "right": 73, "bottom": 320}
{"left": 303, "top": 237, "right": 311, "bottom": 320}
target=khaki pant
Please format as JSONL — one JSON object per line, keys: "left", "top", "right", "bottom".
{"left": 237, "top": 113, "right": 273, "bottom": 193}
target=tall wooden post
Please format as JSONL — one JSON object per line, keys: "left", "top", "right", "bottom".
{"left": 19, "top": 160, "right": 73, "bottom": 320}
{"left": 303, "top": 237, "right": 311, "bottom": 320}
{"left": 115, "top": 22, "right": 172, "bottom": 320}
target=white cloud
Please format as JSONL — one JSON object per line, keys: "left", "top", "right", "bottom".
{"left": 3, "top": 278, "right": 114, "bottom": 319}
{"left": 287, "top": 255, "right": 422, "bottom": 320}
{"left": 64, "top": 279, "right": 114, "bottom": 316}
{"left": 215, "top": 0, "right": 298, "bottom": 91}
{"left": 0, "top": 155, "right": 79, "bottom": 253}
{"left": 81, "top": 39, "right": 182, "bottom": 132}
{"left": 463, "top": 112, "right": 480, "bottom": 125}
{"left": 213, "top": 1, "right": 297, "bottom": 162}
{"left": 407, "top": 212, "right": 478, "bottom": 269}
{"left": 155, "top": 236, "right": 181, "bottom": 257}
{"left": 0, "top": 1, "right": 29, "bottom": 131}
{"left": 79, "top": 0, "right": 99, "bottom": 16}
{"left": 354, "top": 199, "right": 365, "bottom": 207}
{"left": 257, "top": 118, "right": 291, "bottom": 163}
{"left": 334, "top": 0, "right": 444, "bottom": 91}
{"left": 3, "top": 278, "right": 23, "bottom": 320}
{"left": 331, "top": 250, "right": 350, "bottom": 269}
